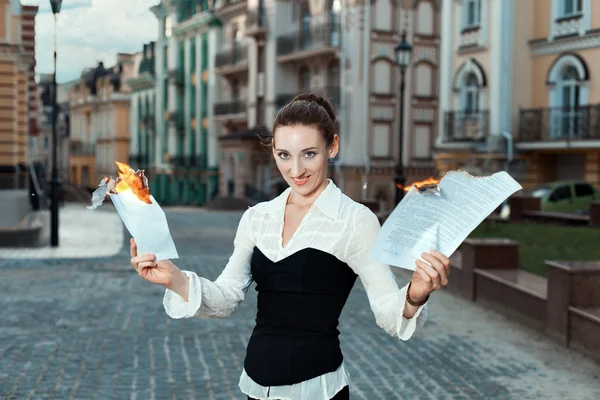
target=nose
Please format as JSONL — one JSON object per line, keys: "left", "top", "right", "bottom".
{"left": 290, "top": 157, "right": 305, "bottom": 178}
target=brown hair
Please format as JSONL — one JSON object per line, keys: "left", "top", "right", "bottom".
{"left": 266, "top": 93, "right": 338, "bottom": 148}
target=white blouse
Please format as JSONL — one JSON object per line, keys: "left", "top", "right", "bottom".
{"left": 163, "top": 180, "right": 428, "bottom": 400}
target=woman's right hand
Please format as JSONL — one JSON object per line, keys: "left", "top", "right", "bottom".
{"left": 130, "top": 238, "right": 181, "bottom": 287}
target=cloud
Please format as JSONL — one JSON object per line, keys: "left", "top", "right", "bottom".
{"left": 24, "top": 0, "right": 159, "bottom": 82}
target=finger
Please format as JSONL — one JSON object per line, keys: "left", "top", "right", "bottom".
{"left": 416, "top": 259, "right": 441, "bottom": 289}
{"left": 132, "top": 254, "right": 155, "bottom": 263}
{"left": 136, "top": 261, "right": 157, "bottom": 270}
{"left": 130, "top": 238, "right": 137, "bottom": 257}
{"left": 422, "top": 252, "right": 449, "bottom": 286}
{"left": 414, "top": 264, "right": 431, "bottom": 284}
{"left": 430, "top": 250, "right": 451, "bottom": 272}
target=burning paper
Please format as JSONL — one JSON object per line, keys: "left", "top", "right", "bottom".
{"left": 370, "top": 170, "right": 522, "bottom": 271}
{"left": 87, "top": 161, "right": 179, "bottom": 261}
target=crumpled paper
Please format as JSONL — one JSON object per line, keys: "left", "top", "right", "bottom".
{"left": 86, "top": 171, "right": 178, "bottom": 261}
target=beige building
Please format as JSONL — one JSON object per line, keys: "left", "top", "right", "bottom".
{"left": 211, "top": 0, "right": 441, "bottom": 209}
{"left": 68, "top": 55, "right": 136, "bottom": 189}
{"left": 436, "top": 0, "right": 600, "bottom": 189}
{"left": 0, "top": 0, "right": 38, "bottom": 228}
{"left": 0, "top": 0, "right": 32, "bottom": 190}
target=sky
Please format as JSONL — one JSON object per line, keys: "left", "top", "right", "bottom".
{"left": 22, "top": 0, "right": 159, "bottom": 83}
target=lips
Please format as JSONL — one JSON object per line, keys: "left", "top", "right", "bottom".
{"left": 291, "top": 176, "right": 310, "bottom": 186}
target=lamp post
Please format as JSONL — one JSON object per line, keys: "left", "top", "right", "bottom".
{"left": 393, "top": 30, "right": 412, "bottom": 204}
{"left": 49, "top": 0, "right": 62, "bottom": 247}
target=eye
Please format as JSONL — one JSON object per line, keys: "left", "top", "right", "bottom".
{"left": 277, "top": 152, "right": 290, "bottom": 160}
{"left": 304, "top": 151, "right": 316, "bottom": 158}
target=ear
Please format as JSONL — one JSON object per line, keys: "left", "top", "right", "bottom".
{"left": 329, "top": 134, "right": 340, "bottom": 159}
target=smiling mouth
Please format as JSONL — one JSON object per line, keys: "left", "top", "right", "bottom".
{"left": 291, "top": 176, "right": 310, "bottom": 185}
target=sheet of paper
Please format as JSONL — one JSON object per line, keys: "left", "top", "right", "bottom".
{"left": 369, "top": 170, "right": 522, "bottom": 271}
{"left": 110, "top": 189, "right": 179, "bottom": 261}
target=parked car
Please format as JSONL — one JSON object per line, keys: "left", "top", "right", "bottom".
{"left": 500, "top": 180, "right": 600, "bottom": 217}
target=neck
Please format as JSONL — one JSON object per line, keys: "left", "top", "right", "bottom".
{"left": 288, "top": 178, "right": 329, "bottom": 208}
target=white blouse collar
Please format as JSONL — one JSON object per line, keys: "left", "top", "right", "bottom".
{"left": 252, "top": 179, "right": 342, "bottom": 222}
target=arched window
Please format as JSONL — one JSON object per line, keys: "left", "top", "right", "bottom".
{"left": 373, "top": 0, "right": 392, "bottom": 31}
{"left": 415, "top": 62, "right": 434, "bottom": 97}
{"left": 546, "top": 54, "right": 589, "bottom": 138}
{"left": 559, "top": 66, "right": 580, "bottom": 109}
{"left": 416, "top": 0, "right": 435, "bottom": 35}
{"left": 463, "top": 73, "right": 480, "bottom": 113}
{"left": 372, "top": 59, "right": 392, "bottom": 94}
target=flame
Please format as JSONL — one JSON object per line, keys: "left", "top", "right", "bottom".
{"left": 113, "top": 161, "right": 152, "bottom": 204}
{"left": 397, "top": 176, "right": 441, "bottom": 192}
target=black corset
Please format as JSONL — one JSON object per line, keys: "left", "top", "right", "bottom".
{"left": 244, "top": 246, "right": 358, "bottom": 386}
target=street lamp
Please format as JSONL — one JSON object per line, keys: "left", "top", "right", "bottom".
{"left": 50, "top": 0, "right": 62, "bottom": 247}
{"left": 393, "top": 30, "right": 412, "bottom": 204}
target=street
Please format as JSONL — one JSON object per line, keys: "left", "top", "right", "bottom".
{"left": 0, "top": 207, "right": 599, "bottom": 400}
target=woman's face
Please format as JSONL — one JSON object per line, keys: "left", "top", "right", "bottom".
{"left": 272, "top": 125, "right": 338, "bottom": 197}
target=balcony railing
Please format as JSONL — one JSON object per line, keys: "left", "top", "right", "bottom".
{"left": 276, "top": 21, "right": 341, "bottom": 57}
{"left": 444, "top": 110, "right": 490, "bottom": 142}
{"left": 214, "top": 100, "right": 247, "bottom": 116}
{"left": 275, "top": 86, "right": 341, "bottom": 110}
{"left": 128, "top": 154, "right": 148, "bottom": 168}
{"left": 519, "top": 105, "right": 600, "bottom": 141}
{"left": 170, "top": 155, "right": 208, "bottom": 168}
{"left": 215, "top": 45, "right": 248, "bottom": 69}
{"left": 70, "top": 142, "right": 95, "bottom": 156}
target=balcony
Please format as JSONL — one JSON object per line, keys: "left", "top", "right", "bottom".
{"left": 275, "top": 86, "right": 341, "bottom": 110}
{"left": 70, "top": 142, "right": 95, "bottom": 157}
{"left": 214, "top": 45, "right": 248, "bottom": 76}
{"left": 128, "top": 154, "right": 149, "bottom": 168}
{"left": 517, "top": 105, "right": 600, "bottom": 149}
{"left": 214, "top": 100, "right": 246, "bottom": 116}
{"left": 170, "top": 155, "right": 208, "bottom": 169}
{"left": 443, "top": 110, "right": 490, "bottom": 143}
{"left": 276, "top": 21, "right": 340, "bottom": 63}
{"left": 245, "top": 8, "right": 267, "bottom": 37}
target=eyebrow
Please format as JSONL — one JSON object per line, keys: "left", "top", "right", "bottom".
{"left": 274, "top": 147, "right": 319, "bottom": 152}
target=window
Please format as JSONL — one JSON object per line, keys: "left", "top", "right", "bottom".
{"left": 463, "top": 73, "right": 480, "bottom": 113}
{"left": 415, "top": 63, "right": 434, "bottom": 97}
{"left": 331, "top": 0, "right": 341, "bottom": 46}
{"left": 558, "top": 66, "right": 580, "bottom": 138}
{"left": 463, "top": 0, "right": 481, "bottom": 29}
{"left": 231, "top": 79, "right": 239, "bottom": 101}
{"left": 327, "top": 60, "right": 340, "bottom": 87}
{"left": 298, "top": 65, "right": 310, "bottom": 91}
{"left": 301, "top": 9, "right": 311, "bottom": 49}
{"left": 562, "top": 0, "right": 582, "bottom": 16}
{"left": 549, "top": 185, "right": 572, "bottom": 202}
{"left": 574, "top": 183, "right": 594, "bottom": 197}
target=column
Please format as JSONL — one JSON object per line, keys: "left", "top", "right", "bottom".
{"left": 247, "top": 36, "right": 258, "bottom": 128}
{"left": 184, "top": 36, "right": 191, "bottom": 156}
{"left": 436, "top": 0, "right": 453, "bottom": 144}
{"left": 207, "top": 29, "right": 219, "bottom": 169}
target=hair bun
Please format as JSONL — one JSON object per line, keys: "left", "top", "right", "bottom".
{"left": 291, "top": 93, "right": 337, "bottom": 123}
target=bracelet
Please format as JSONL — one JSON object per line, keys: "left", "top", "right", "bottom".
{"left": 406, "top": 282, "right": 429, "bottom": 307}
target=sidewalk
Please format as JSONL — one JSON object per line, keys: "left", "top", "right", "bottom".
{"left": 0, "top": 203, "right": 124, "bottom": 259}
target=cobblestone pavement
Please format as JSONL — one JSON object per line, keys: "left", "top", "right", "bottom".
{"left": 1, "top": 208, "right": 599, "bottom": 400}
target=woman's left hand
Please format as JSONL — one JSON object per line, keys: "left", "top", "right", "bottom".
{"left": 409, "top": 250, "right": 451, "bottom": 302}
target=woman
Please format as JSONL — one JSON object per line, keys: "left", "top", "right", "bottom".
{"left": 130, "top": 93, "right": 450, "bottom": 400}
